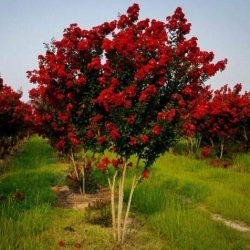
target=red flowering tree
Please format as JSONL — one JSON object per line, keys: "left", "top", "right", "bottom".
{"left": 199, "top": 84, "right": 250, "bottom": 159}
{"left": 177, "top": 85, "right": 212, "bottom": 153}
{"left": 180, "top": 83, "right": 250, "bottom": 159}
{"left": 28, "top": 21, "right": 117, "bottom": 194}
{"left": 28, "top": 3, "right": 228, "bottom": 244}
{"left": 237, "top": 90, "right": 250, "bottom": 150}
{"left": 88, "top": 4, "right": 227, "bottom": 243}
{"left": 0, "top": 77, "right": 32, "bottom": 158}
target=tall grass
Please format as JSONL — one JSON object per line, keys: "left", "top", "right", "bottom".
{"left": 0, "top": 136, "right": 166, "bottom": 249}
{"left": 0, "top": 136, "right": 65, "bottom": 249}
{"left": 127, "top": 152, "right": 250, "bottom": 249}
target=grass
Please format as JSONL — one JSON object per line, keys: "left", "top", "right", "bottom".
{"left": 130, "top": 153, "right": 250, "bottom": 249}
{"left": 0, "top": 136, "right": 249, "bottom": 249}
{"left": 0, "top": 136, "right": 165, "bottom": 250}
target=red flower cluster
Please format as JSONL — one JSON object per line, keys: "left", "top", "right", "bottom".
{"left": 97, "top": 157, "right": 123, "bottom": 171}
{"left": 201, "top": 146, "right": 213, "bottom": 158}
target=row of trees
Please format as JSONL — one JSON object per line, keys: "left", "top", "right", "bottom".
{"left": 180, "top": 83, "right": 250, "bottom": 159}
{"left": 0, "top": 77, "right": 32, "bottom": 158}
{"left": 27, "top": 4, "right": 236, "bottom": 244}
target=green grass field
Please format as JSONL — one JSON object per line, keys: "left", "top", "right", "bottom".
{"left": 0, "top": 136, "right": 249, "bottom": 249}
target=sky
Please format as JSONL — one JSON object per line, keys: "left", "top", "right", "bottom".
{"left": 0, "top": 0, "right": 250, "bottom": 101}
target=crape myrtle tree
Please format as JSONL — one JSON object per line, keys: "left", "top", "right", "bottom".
{"left": 0, "top": 77, "right": 32, "bottom": 158}
{"left": 28, "top": 21, "right": 117, "bottom": 194}
{"left": 178, "top": 85, "right": 212, "bottom": 154}
{"left": 237, "top": 89, "right": 250, "bottom": 150}
{"left": 28, "top": 3, "right": 227, "bottom": 244}
{"left": 199, "top": 84, "right": 250, "bottom": 159}
{"left": 90, "top": 4, "right": 227, "bottom": 243}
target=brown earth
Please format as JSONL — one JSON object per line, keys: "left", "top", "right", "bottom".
{"left": 51, "top": 185, "right": 110, "bottom": 210}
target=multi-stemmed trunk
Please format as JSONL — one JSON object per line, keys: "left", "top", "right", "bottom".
{"left": 107, "top": 157, "right": 141, "bottom": 245}
{"left": 69, "top": 148, "right": 87, "bottom": 196}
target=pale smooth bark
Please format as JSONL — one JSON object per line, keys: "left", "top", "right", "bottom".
{"left": 117, "top": 163, "right": 127, "bottom": 242}
{"left": 108, "top": 170, "right": 118, "bottom": 241}
{"left": 69, "top": 149, "right": 79, "bottom": 180}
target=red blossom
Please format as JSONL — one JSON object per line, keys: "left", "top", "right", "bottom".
{"left": 129, "top": 136, "right": 137, "bottom": 146}
{"left": 125, "top": 86, "right": 136, "bottom": 97}
{"left": 110, "top": 77, "right": 119, "bottom": 87}
{"left": 127, "top": 115, "right": 135, "bottom": 125}
{"left": 112, "top": 159, "right": 120, "bottom": 167}
{"left": 182, "top": 86, "right": 193, "bottom": 95}
{"left": 78, "top": 40, "right": 89, "bottom": 51}
{"left": 76, "top": 76, "right": 86, "bottom": 85}
{"left": 97, "top": 136, "right": 107, "bottom": 144}
{"left": 66, "top": 80, "right": 73, "bottom": 88}
{"left": 66, "top": 103, "right": 74, "bottom": 112}
{"left": 97, "top": 162, "right": 105, "bottom": 170}
{"left": 58, "top": 240, "right": 65, "bottom": 248}
{"left": 152, "top": 125, "right": 161, "bottom": 135}
{"left": 87, "top": 57, "right": 102, "bottom": 70}
{"left": 201, "top": 146, "right": 213, "bottom": 158}
{"left": 140, "top": 134, "right": 149, "bottom": 144}
{"left": 142, "top": 169, "right": 150, "bottom": 179}
{"left": 86, "top": 130, "right": 95, "bottom": 139}
{"left": 102, "top": 157, "right": 110, "bottom": 165}
{"left": 166, "top": 109, "right": 176, "bottom": 122}
{"left": 139, "top": 85, "right": 157, "bottom": 102}
{"left": 92, "top": 115, "right": 102, "bottom": 122}
{"left": 110, "top": 129, "right": 120, "bottom": 140}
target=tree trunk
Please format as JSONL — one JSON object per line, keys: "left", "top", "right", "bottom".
{"left": 121, "top": 157, "right": 140, "bottom": 243}
{"left": 70, "top": 149, "right": 79, "bottom": 180}
{"left": 81, "top": 150, "right": 88, "bottom": 196}
{"left": 117, "top": 163, "right": 127, "bottom": 243}
{"left": 108, "top": 170, "right": 118, "bottom": 241}
{"left": 82, "top": 164, "right": 85, "bottom": 196}
{"left": 219, "top": 139, "right": 224, "bottom": 160}
{"left": 121, "top": 175, "right": 138, "bottom": 243}
{"left": 195, "top": 135, "right": 202, "bottom": 153}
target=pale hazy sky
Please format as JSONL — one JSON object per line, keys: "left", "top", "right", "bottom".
{"left": 0, "top": 0, "right": 250, "bottom": 101}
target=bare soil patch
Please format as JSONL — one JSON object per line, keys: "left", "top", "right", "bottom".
{"left": 51, "top": 185, "right": 110, "bottom": 210}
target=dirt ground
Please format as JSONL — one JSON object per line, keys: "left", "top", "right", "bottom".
{"left": 51, "top": 185, "right": 110, "bottom": 210}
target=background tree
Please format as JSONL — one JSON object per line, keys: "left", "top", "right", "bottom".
{"left": 0, "top": 77, "right": 32, "bottom": 158}
{"left": 28, "top": 21, "right": 117, "bottom": 194}
{"left": 199, "top": 84, "right": 250, "bottom": 159}
{"left": 179, "top": 83, "right": 250, "bottom": 159}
